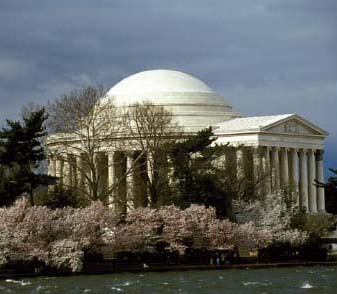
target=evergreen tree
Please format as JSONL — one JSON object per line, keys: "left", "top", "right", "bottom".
{"left": 0, "top": 108, "right": 55, "bottom": 206}
{"left": 169, "top": 128, "right": 235, "bottom": 218}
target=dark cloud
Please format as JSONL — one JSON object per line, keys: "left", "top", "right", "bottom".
{"left": 0, "top": 0, "right": 336, "bottom": 173}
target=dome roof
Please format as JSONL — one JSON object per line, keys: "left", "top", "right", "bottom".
{"left": 108, "top": 69, "right": 214, "bottom": 96}
{"left": 104, "top": 69, "right": 240, "bottom": 132}
{"left": 106, "top": 69, "right": 229, "bottom": 107}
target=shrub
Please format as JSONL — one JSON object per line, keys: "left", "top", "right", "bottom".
{"left": 34, "top": 187, "right": 88, "bottom": 208}
{"left": 291, "top": 211, "right": 337, "bottom": 242}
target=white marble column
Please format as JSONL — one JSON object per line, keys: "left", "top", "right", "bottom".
{"left": 253, "top": 147, "right": 262, "bottom": 194}
{"left": 67, "top": 155, "right": 76, "bottom": 188}
{"left": 79, "top": 154, "right": 92, "bottom": 197}
{"left": 55, "top": 157, "right": 64, "bottom": 187}
{"left": 147, "top": 152, "right": 154, "bottom": 206}
{"left": 299, "top": 149, "right": 309, "bottom": 211}
{"left": 236, "top": 148, "right": 243, "bottom": 174}
{"left": 280, "top": 147, "right": 289, "bottom": 191}
{"left": 126, "top": 152, "right": 135, "bottom": 212}
{"left": 289, "top": 148, "right": 299, "bottom": 204}
{"left": 92, "top": 153, "right": 100, "bottom": 198}
{"left": 70, "top": 155, "right": 77, "bottom": 188}
{"left": 262, "top": 146, "right": 272, "bottom": 194}
{"left": 76, "top": 155, "right": 84, "bottom": 192}
{"left": 47, "top": 156, "right": 56, "bottom": 191}
{"left": 63, "top": 156, "right": 71, "bottom": 188}
{"left": 308, "top": 149, "right": 317, "bottom": 213}
{"left": 93, "top": 152, "right": 99, "bottom": 180}
{"left": 316, "top": 150, "right": 326, "bottom": 212}
{"left": 147, "top": 153, "right": 153, "bottom": 183}
{"left": 271, "top": 146, "right": 280, "bottom": 192}
{"left": 108, "top": 152, "right": 116, "bottom": 210}
{"left": 48, "top": 156, "right": 56, "bottom": 177}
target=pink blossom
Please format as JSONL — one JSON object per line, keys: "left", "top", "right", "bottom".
{"left": 0, "top": 198, "right": 270, "bottom": 272}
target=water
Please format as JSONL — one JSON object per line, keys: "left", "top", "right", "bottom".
{"left": 0, "top": 266, "right": 336, "bottom": 294}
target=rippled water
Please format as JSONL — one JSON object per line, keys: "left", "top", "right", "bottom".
{"left": 0, "top": 266, "right": 336, "bottom": 293}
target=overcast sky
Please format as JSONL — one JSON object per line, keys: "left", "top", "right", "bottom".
{"left": 0, "top": 0, "right": 336, "bottom": 174}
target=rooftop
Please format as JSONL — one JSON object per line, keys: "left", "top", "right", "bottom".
{"left": 213, "top": 114, "right": 294, "bottom": 133}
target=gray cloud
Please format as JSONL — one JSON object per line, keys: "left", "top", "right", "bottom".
{"left": 0, "top": 0, "right": 336, "bottom": 173}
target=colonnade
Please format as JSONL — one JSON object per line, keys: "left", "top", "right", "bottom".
{"left": 49, "top": 151, "right": 150, "bottom": 214}
{"left": 252, "top": 146, "right": 325, "bottom": 213}
{"left": 48, "top": 146, "right": 326, "bottom": 214}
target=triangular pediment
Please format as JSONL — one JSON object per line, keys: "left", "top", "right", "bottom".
{"left": 263, "top": 115, "right": 328, "bottom": 136}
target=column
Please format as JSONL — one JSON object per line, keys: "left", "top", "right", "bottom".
{"left": 70, "top": 155, "right": 77, "bottom": 188}
{"left": 147, "top": 152, "right": 154, "bottom": 206}
{"left": 108, "top": 152, "right": 116, "bottom": 210}
{"left": 147, "top": 153, "right": 153, "bottom": 183}
{"left": 262, "top": 146, "right": 272, "bottom": 194}
{"left": 308, "top": 149, "right": 317, "bottom": 213}
{"left": 48, "top": 156, "right": 56, "bottom": 177}
{"left": 271, "top": 147, "right": 280, "bottom": 192}
{"left": 289, "top": 148, "right": 299, "bottom": 204}
{"left": 316, "top": 150, "right": 326, "bottom": 212}
{"left": 79, "top": 154, "right": 92, "bottom": 197}
{"left": 76, "top": 155, "right": 84, "bottom": 194}
{"left": 63, "top": 156, "right": 71, "bottom": 188}
{"left": 236, "top": 148, "right": 244, "bottom": 185}
{"left": 92, "top": 153, "right": 100, "bottom": 199}
{"left": 66, "top": 155, "right": 75, "bottom": 188}
{"left": 126, "top": 152, "right": 135, "bottom": 212}
{"left": 55, "top": 157, "right": 64, "bottom": 187}
{"left": 280, "top": 147, "right": 289, "bottom": 192}
{"left": 307, "top": 149, "right": 317, "bottom": 213}
{"left": 299, "top": 149, "right": 309, "bottom": 211}
{"left": 253, "top": 147, "right": 262, "bottom": 195}
{"left": 48, "top": 155, "right": 56, "bottom": 191}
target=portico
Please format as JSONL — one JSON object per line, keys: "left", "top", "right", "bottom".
{"left": 214, "top": 114, "right": 328, "bottom": 212}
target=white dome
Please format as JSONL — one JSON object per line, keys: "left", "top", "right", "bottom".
{"left": 109, "top": 69, "right": 214, "bottom": 96}
{"left": 105, "top": 69, "right": 240, "bottom": 132}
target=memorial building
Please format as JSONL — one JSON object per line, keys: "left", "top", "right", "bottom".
{"left": 46, "top": 70, "right": 328, "bottom": 213}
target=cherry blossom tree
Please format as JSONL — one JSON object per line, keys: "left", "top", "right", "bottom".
{"left": 233, "top": 193, "right": 308, "bottom": 246}
{"left": 0, "top": 198, "right": 117, "bottom": 272}
{"left": 0, "top": 199, "right": 270, "bottom": 272}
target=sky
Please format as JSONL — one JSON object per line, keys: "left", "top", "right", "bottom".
{"left": 0, "top": 0, "right": 336, "bottom": 175}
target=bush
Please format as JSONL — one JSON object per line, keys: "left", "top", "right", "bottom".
{"left": 34, "top": 187, "right": 88, "bottom": 208}
{"left": 258, "top": 242, "right": 328, "bottom": 262}
{"left": 291, "top": 211, "right": 337, "bottom": 242}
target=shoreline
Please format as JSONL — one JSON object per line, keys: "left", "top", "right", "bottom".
{"left": 1, "top": 261, "right": 337, "bottom": 279}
